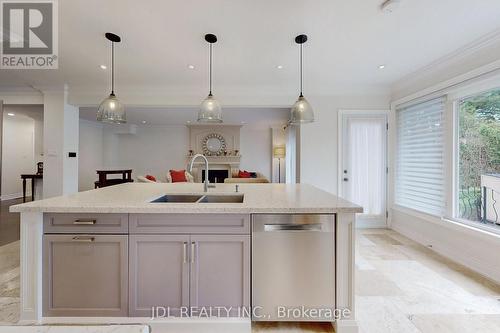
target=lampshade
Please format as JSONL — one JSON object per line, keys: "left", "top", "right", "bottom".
{"left": 198, "top": 94, "right": 222, "bottom": 123}
{"left": 290, "top": 95, "right": 314, "bottom": 124}
{"left": 97, "top": 93, "right": 126, "bottom": 123}
{"left": 273, "top": 146, "right": 286, "bottom": 158}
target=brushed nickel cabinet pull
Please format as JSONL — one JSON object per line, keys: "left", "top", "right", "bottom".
{"left": 183, "top": 242, "right": 188, "bottom": 264}
{"left": 191, "top": 242, "right": 196, "bottom": 264}
{"left": 73, "top": 219, "right": 97, "bottom": 225}
{"left": 72, "top": 236, "right": 95, "bottom": 242}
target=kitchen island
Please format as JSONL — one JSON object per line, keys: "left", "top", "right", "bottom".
{"left": 11, "top": 183, "right": 362, "bottom": 333}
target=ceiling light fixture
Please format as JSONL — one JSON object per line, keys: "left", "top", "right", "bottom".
{"left": 141, "top": 120, "right": 147, "bottom": 124}
{"left": 378, "top": 64, "right": 386, "bottom": 69}
{"left": 97, "top": 32, "right": 126, "bottom": 124}
{"left": 277, "top": 65, "right": 283, "bottom": 69}
{"left": 381, "top": 0, "right": 400, "bottom": 13}
{"left": 197, "top": 33, "right": 222, "bottom": 123}
{"left": 289, "top": 34, "right": 314, "bottom": 125}
{"left": 7, "top": 113, "right": 15, "bottom": 116}
{"left": 99, "top": 64, "right": 107, "bottom": 70}
{"left": 188, "top": 64, "right": 195, "bottom": 69}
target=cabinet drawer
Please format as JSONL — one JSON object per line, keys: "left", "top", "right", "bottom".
{"left": 44, "top": 213, "right": 128, "bottom": 234}
{"left": 43, "top": 234, "right": 128, "bottom": 316}
{"left": 130, "top": 214, "right": 250, "bottom": 234}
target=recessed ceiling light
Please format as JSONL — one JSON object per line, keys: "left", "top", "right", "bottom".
{"left": 378, "top": 64, "right": 386, "bottom": 69}
{"left": 99, "top": 64, "right": 107, "bottom": 70}
{"left": 7, "top": 113, "right": 15, "bottom": 116}
{"left": 276, "top": 65, "right": 283, "bottom": 69}
{"left": 381, "top": 0, "right": 400, "bottom": 13}
{"left": 141, "top": 120, "right": 147, "bottom": 124}
{"left": 188, "top": 64, "right": 195, "bottom": 69}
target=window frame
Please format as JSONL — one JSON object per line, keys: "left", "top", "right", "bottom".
{"left": 449, "top": 80, "right": 500, "bottom": 234}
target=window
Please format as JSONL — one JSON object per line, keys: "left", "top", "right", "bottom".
{"left": 395, "top": 97, "right": 446, "bottom": 216}
{"left": 456, "top": 88, "right": 500, "bottom": 228}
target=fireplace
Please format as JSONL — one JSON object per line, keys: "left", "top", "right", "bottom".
{"left": 202, "top": 169, "right": 229, "bottom": 183}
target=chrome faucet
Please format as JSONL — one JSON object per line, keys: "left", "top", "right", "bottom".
{"left": 189, "top": 154, "right": 210, "bottom": 192}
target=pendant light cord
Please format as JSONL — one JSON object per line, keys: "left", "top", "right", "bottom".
{"left": 209, "top": 42, "right": 213, "bottom": 96}
{"left": 111, "top": 41, "right": 115, "bottom": 95}
{"left": 299, "top": 43, "right": 303, "bottom": 97}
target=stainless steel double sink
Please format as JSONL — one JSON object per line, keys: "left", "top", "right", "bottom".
{"left": 151, "top": 194, "right": 244, "bottom": 204}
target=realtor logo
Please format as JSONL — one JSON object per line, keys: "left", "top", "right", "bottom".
{"left": 1, "top": 0, "right": 58, "bottom": 68}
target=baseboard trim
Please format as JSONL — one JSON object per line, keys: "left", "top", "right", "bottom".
{"left": 356, "top": 219, "right": 387, "bottom": 229}
{"left": 391, "top": 210, "right": 500, "bottom": 284}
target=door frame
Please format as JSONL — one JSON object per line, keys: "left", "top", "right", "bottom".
{"left": 337, "top": 109, "right": 389, "bottom": 228}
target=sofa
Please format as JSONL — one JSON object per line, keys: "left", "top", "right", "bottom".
{"left": 137, "top": 171, "right": 194, "bottom": 183}
{"left": 224, "top": 172, "right": 269, "bottom": 183}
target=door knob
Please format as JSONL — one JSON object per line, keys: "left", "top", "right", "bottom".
{"left": 343, "top": 178, "right": 349, "bottom": 182}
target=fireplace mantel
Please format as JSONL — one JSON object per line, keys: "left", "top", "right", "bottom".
{"left": 187, "top": 155, "right": 241, "bottom": 182}
{"left": 187, "top": 125, "right": 242, "bottom": 182}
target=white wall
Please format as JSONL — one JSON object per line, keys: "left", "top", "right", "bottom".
{"left": 389, "top": 38, "right": 500, "bottom": 283}
{"left": 300, "top": 95, "right": 391, "bottom": 194}
{"left": 79, "top": 120, "right": 276, "bottom": 188}
{"left": 79, "top": 120, "right": 104, "bottom": 191}
{"left": 240, "top": 126, "right": 272, "bottom": 180}
{"left": 1, "top": 114, "right": 36, "bottom": 199}
{"left": 43, "top": 90, "right": 80, "bottom": 198}
{"left": 34, "top": 118, "right": 44, "bottom": 162}
{"left": 63, "top": 103, "right": 79, "bottom": 195}
{"left": 107, "top": 125, "right": 189, "bottom": 182}
{"left": 79, "top": 122, "right": 190, "bottom": 189}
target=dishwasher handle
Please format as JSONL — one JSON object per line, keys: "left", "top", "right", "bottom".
{"left": 264, "top": 223, "right": 323, "bottom": 232}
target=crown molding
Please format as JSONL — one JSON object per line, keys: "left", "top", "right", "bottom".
{"left": 393, "top": 27, "right": 500, "bottom": 90}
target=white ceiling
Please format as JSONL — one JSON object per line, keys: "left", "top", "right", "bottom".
{"left": 2, "top": 0, "right": 500, "bottom": 101}
{"left": 3, "top": 105, "right": 44, "bottom": 121}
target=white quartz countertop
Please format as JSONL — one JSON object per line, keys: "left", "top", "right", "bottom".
{"left": 10, "top": 183, "right": 363, "bottom": 214}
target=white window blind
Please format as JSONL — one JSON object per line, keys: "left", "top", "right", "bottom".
{"left": 396, "top": 97, "right": 445, "bottom": 216}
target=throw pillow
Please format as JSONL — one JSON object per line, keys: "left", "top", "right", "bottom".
{"left": 145, "top": 175, "right": 157, "bottom": 182}
{"left": 170, "top": 170, "right": 187, "bottom": 182}
{"left": 238, "top": 170, "right": 252, "bottom": 178}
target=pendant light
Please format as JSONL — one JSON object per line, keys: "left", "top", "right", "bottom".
{"left": 97, "top": 32, "right": 126, "bottom": 124}
{"left": 290, "top": 34, "right": 314, "bottom": 124}
{"left": 198, "top": 33, "right": 222, "bottom": 123}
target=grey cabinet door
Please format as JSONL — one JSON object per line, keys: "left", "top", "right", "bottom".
{"left": 43, "top": 234, "right": 128, "bottom": 316}
{"left": 190, "top": 235, "right": 250, "bottom": 317}
{"left": 129, "top": 235, "right": 190, "bottom": 317}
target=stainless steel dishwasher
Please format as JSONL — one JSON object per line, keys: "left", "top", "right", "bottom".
{"left": 252, "top": 214, "right": 335, "bottom": 321}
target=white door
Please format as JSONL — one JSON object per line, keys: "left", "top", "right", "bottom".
{"left": 340, "top": 112, "right": 387, "bottom": 227}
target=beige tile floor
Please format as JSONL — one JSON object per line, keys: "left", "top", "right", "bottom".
{"left": 0, "top": 229, "right": 499, "bottom": 332}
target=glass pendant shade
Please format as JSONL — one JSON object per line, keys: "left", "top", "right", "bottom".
{"left": 97, "top": 93, "right": 126, "bottom": 123}
{"left": 290, "top": 95, "right": 314, "bottom": 124}
{"left": 198, "top": 94, "right": 222, "bottom": 123}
